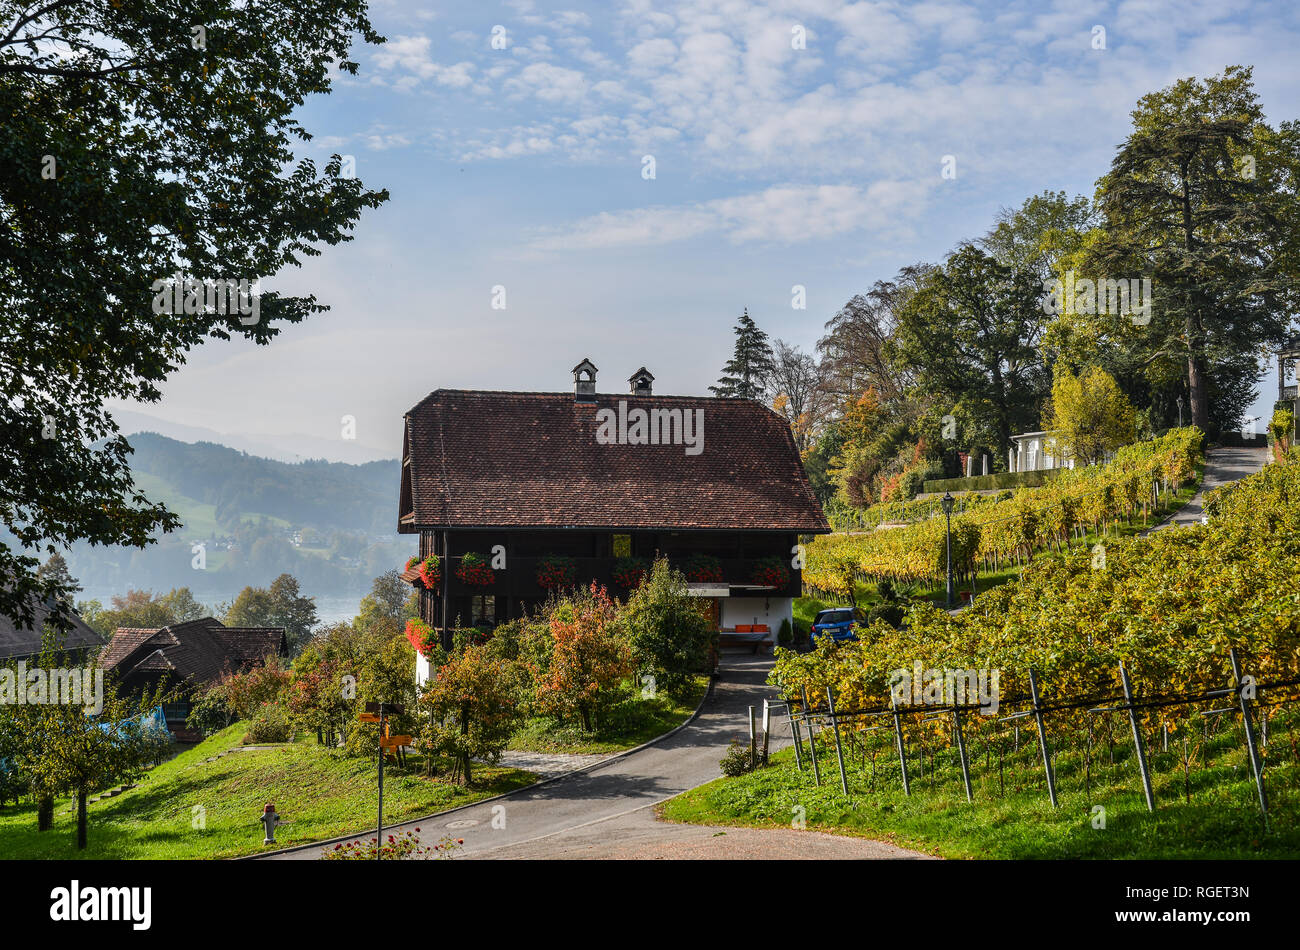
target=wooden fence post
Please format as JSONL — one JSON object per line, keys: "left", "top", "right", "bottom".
{"left": 827, "top": 688, "right": 849, "bottom": 795}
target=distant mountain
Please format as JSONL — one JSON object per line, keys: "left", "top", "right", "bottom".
{"left": 15, "top": 432, "right": 415, "bottom": 600}
{"left": 111, "top": 408, "right": 395, "bottom": 464}
{"left": 121, "top": 431, "right": 399, "bottom": 536}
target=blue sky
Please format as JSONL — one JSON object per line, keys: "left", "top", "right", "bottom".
{"left": 112, "top": 0, "right": 1300, "bottom": 461}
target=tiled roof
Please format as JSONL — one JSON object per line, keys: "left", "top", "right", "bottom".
{"left": 0, "top": 597, "right": 106, "bottom": 660}
{"left": 399, "top": 389, "right": 829, "bottom": 532}
{"left": 102, "top": 617, "right": 284, "bottom": 688}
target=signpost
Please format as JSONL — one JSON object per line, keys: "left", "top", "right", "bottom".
{"left": 363, "top": 701, "right": 405, "bottom": 860}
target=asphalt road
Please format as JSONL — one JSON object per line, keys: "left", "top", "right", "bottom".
{"left": 265, "top": 651, "right": 930, "bottom": 860}
{"left": 1147, "top": 444, "right": 1268, "bottom": 532}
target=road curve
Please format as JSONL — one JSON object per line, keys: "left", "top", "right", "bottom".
{"left": 263, "top": 651, "right": 930, "bottom": 860}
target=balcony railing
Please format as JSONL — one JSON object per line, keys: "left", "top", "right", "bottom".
{"left": 1282, "top": 384, "right": 1298, "bottom": 401}
{"left": 431, "top": 555, "right": 802, "bottom": 598}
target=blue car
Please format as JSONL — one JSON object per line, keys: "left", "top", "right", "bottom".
{"left": 810, "top": 607, "right": 866, "bottom": 645}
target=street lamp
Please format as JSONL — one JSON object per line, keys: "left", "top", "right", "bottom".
{"left": 941, "top": 491, "right": 955, "bottom": 608}
{"left": 1175, "top": 394, "right": 1184, "bottom": 428}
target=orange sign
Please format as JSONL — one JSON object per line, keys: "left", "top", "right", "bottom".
{"left": 358, "top": 713, "right": 382, "bottom": 723}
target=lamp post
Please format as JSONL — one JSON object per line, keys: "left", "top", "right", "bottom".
{"left": 941, "top": 491, "right": 955, "bottom": 608}
{"left": 1175, "top": 394, "right": 1184, "bottom": 428}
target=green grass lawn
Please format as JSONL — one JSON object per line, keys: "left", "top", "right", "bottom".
{"left": 508, "top": 676, "right": 709, "bottom": 755}
{"left": 663, "top": 701, "right": 1300, "bottom": 859}
{"left": 0, "top": 724, "right": 535, "bottom": 859}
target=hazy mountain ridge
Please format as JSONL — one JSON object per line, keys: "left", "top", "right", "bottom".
{"left": 16, "top": 432, "right": 414, "bottom": 600}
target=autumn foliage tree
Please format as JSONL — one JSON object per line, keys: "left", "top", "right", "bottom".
{"left": 1046, "top": 364, "right": 1138, "bottom": 465}
{"left": 417, "top": 644, "right": 524, "bottom": 784}
{"left": 535, "top": 584, "right": 634, "bottom": 732}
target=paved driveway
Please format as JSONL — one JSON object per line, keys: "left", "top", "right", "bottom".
{"left": 264, "top": 651, "right": 930, "bottom": 860}
{"left": 1147, "top": 445, "right": 1267, "bottom": 532}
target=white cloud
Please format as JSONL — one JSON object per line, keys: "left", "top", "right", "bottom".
{"left": 528, "top": 180, "right": 933, "bottom": 250}
{"left": 371, "top": 34, "right": 475, "bottom": 87}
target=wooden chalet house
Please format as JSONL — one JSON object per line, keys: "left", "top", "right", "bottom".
{"left": 397, "top": 359, "right": 829, "bottom": 682}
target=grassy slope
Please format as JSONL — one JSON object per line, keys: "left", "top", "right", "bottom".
{"left": 0, "top": 725, "right": 535, "bottom": 859}
{"left": 508, "top": 676, "right": 709, "bottom": 755}
{"left": 664, "top": 703, "right": 1300, "bottom": 859}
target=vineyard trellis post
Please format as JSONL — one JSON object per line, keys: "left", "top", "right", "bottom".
{"left": 952, "top": 703, "right": 973, "bottom": 803}
{"left": 1119, "top": 663, "right": 1156, "bottom": 812}
{"left": 890, "top": 694, "right": 911, "bottom": 796}
{"left": 761, "top": 699, "right": 771, "bottom": 766}
{"left": 1029, "top": 669, "right": 1058, "bottom": 809}
{"left": 827, "top": 687, "right": 849, "bottom": 796}
{"left": 748, "top": 705, "right": 756, "bottom": 769}
{"left": 1229, "top": 647, "right": 1268, "bottom": 823}
{"left": 801, "top": 687, "right": 821, "bottom": 786}
{"left": 786, "top": 699, "right": 805, "bottom": 772}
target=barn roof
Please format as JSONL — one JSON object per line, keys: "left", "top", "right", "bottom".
{"left": 0, "top": 597, "right": 105, "bottom": 660}
{"left": 101, "top": 617, "right": 285, "bottom": 688}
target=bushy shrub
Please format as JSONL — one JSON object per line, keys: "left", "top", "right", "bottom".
{"left": 243, "top": 703, "right": 292, "bottom": 744}
{"left": 778, "top": 618, "right": 793, "bottom": 647}
{"left": 719, "top": 740, "right": 754, "bottom": 777}
{"left": 622, "top": 558, "right": 715, "bottom": 696}
{"left": 185, "top": 687, "right": 232, "bottom": 737}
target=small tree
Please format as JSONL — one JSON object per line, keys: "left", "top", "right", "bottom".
{"left": 285, "top": 645, "right": 354, "bottom": 747}
{"left": 710, "top": 308, "right": 775, "bottom": 401}
{"left": 535, "top": 585, "right": 633, "bottom": 732}
{"left": 2, "top": 638, "right": 168, "bottom": 849}
{"left": 416, "top": 644, "right": 524, "bottom": 784}
{"left": 622, "top": 558, "right": 715, "bottom": 696}
{"left": 343, "top": 635, "right": 419, "bottom": 757}
{"left": 1046, "top": 364, "right": 1137, "bottom": 465}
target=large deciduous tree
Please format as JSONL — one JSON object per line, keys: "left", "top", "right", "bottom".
{"left": 0, "top": 1, "right": 388, "bottom": 629}
{"left": 889, "top": 245, "right": 1047, "bottom": 459}
{"left": 1091, "top": 66, "right": 1299, "bottom": 432}
{"left": 225, "top": 573, "right": 317, "bottom": 653}
{"left": 765, "top": 339, "right": 826, "bottom": 451}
